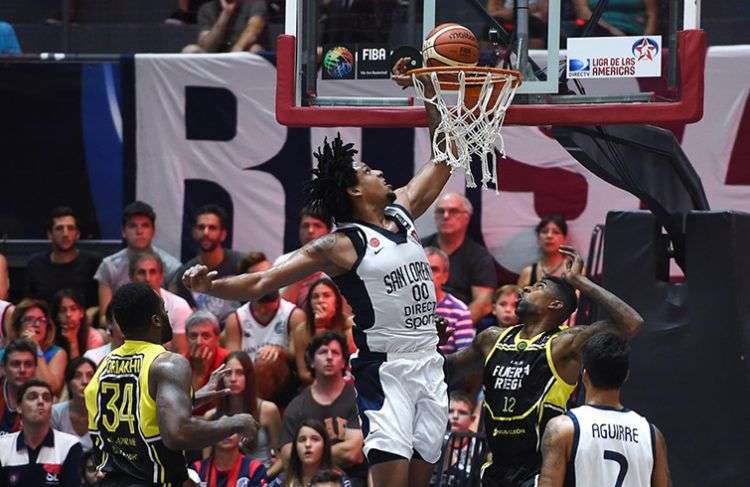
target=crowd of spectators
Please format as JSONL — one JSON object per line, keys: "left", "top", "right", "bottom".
{"left": 0, "top": 195, "right": 578, "bottom": 485}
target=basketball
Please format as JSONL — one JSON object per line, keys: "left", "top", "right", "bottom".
{"left": 422, "top": 23, "right": 479, "bottom": 68}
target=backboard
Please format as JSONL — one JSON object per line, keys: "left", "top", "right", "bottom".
{"left": 277, "top": 0, "right": 705, "bottom": 127}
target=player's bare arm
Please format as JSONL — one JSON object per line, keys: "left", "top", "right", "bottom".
{"left": 182, "top": 232, "right": 357, "bottom": 301}
{"left": 391, "top": 58, "right": 453, "bottom": 219}
{"left": 537, "top": 415, "right": 574, "bottom": 487}
{"left": 652, "top": 425, "right": 673, "bottom": 487}
{"left": 150, "top": 352, "right": 257, "bottom": 450}
{"left": 551, "top": 246, "right": 644, "bottom": 383}
{"left": 445, "top": 326, "right": 504, "bottom": 384}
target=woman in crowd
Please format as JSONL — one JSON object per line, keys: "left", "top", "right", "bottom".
{"left": 10, "top": 299, "right": 67, "bottom": 395}
{"left": 206, "top": 351, "right": 283, "bottom": 477}
{"left": 518, "top": 214, "right": 572, "bottom": 287}
{"left": 294, "top": 278, "right": 356, "bottom": 385}
{"left": 271, "top": 419, "right": 348, "bottom": 487}
{"left": 51, "top": 356, "right": 96, "bottom": 451}
{"left": 52, "top": 289, "right": 105, "bottom": 360}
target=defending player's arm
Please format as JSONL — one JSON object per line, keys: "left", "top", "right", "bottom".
{"left": 150, "top": 353, "right": 257, "bottom": 451}
{"left": 391, "top": 59, "right": 453, "bottom": 219}
{"left": 444, "top": 327, "right": 503, "bottom": 385}
{"left": 183, "top": 232, "right": 356, "bottom": 301}
{"left": 552, "top": 246, "right": 644, "bottom": 380}
{"left": 537, "top": 415, "right": 575, "bottom": 487}
{"left": 652, "top": 425, "right": 673, "bottom": 487}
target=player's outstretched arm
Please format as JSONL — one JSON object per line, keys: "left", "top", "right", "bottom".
{"left": 557, "top": 246, "right": 644, "bottom": 348}
{"left": 652, "top": 425, "right": 673, "bottom": 487}
{"left": 444, "top": 327, "right": 502, "bottom": 385}
{"left": 391, "top": 58, "right": 452, "bottom": 219}
{"left": 537, "top": 415, "right": 574, "bottom": 487}
{"left": 150, "top": 353, "right": 257, "bottom": 451}
{"left": 182, "top": 233, "right": 356, "bottom": 301}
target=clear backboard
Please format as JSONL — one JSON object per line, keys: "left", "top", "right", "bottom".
{"left": 277, "top": 0, "right": 705, "bottom": 127}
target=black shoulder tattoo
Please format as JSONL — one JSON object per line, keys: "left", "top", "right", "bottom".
{"left": 304, "top": 233, "right": 337, "bottom": 256}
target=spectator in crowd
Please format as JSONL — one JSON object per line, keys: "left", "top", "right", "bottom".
{"left": 319, "top": 0, "right": 398, "bottom": 44}
{"left": 81, "top": 449, "right": 104, "bottom": 486}
{"left": 0, "top": 379, "right": 82, "bottom": 485}
{"left": 25, "top": 206, "right": 101, "bottom": 308}
{"left": 170, "top": 204, "right": 244, "bottom": 322}
{"left": 51, "top": 289, "right": 106, "bottom": 361}
{"left": 275, "top": 207, "right": 333, "bottom": 308}
{"left": 273, "top": 419, "right": 350, "bottom": 487}
{"left": 10, "top": 300, "right": 67, "bottom": 395}
{"left": 310, "top": 468, "right": 350, "bottom": 487}
{"left": 191, "top": 431, "right": 268, "bottom": 486}
{"left": 422, "top": 193, "right": 498, "bottom": 322}
{"left": 51, "top": 357, "right": 96, "bottom": 452}
{"left": 0, "top": 295, "right": 14, "bottom": 348}
{"left": 184, "top": 311, "right": 229, "bottom": 407}
{"left": 183, "top": 0, "right": 269, "bottom": 54}
{"left": 425, "top": 247, "right": 474, "bottom": 356}
{"left": 129, "top": 251, "right": 191, "bottom": 355}
{"left": 493, "top": 284, "right": 521, "bottom": 327}
{"left": 486, "top": 0, "right": 548, "bottom": 48}
{"left": 0, "top": 22, "right": 21, "bottom": 54}
{"left": 83, "top": 307, "right": 124, "bottom": 366}
{"left": 205, "top": 351, "right": 282, "bottom": 476}
{"left": 477, "top": 284, "right": 522, "bottom": 333}
{"left": 224, "top": 252, "right": 307, "bottom": 401}
{"left": 95, "top": 201, "right": 181, "bottom": 326}
{"left": 518, "top": 214, "right": 572, "bottom": 287}
{"left": 280, "top": 332, "right": 365, "bottom": 486}
{"left": 0, "top": 339, "right": 37, "bottom": 433}
{"left": 438, "top": 390, "right": 482, "bottom": 486}
{"left": 0, "top": 253, "right": 8, "bottom": 300}
{"left": 166, "top": 0, "right": 212, "bottom": 24}
{"left": 572, "top": 0, "right": 659, "bottom": 36}
{"left": 295, "top": 278, "right": 356, "bottom": 384}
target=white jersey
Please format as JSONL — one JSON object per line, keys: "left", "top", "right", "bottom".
{"left": 234, "top": 298, "right": 297, "bottom": 360}
{"left": 334, "top": 204, "right": 438, "bottom": 354}
{"left": 567, "top": 405, "right": 655, "bottom": 487}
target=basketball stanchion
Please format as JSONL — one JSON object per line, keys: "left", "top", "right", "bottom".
{"left": 408, "top": 66, "right": 522, "bottom": 191}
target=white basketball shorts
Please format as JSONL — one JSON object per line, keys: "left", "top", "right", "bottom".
{"left": 351, "top": 348, "right": 449, "bottom": 464}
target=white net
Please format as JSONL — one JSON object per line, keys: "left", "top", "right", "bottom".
{"left": 411, "top": 68, "right": 520, "bottom": 191}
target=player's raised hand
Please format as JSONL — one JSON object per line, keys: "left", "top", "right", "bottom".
{"left": 559, "top": 246, "right": 584, "bottom": 283}
{"left": 182, "top": 265, "right": 218, "bottom": 293}
{"left": 193, "top": 364, "right": 231, "bottom": 408}
{"left": 391, "top": 57, "right": 415, "bottom": 87}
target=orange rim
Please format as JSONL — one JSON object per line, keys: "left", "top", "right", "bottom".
{"left": 407, "top": 66, "right": 523, "bottom": 89}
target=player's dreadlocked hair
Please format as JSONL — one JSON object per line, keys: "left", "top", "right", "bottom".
{"left": 305, "top": 134, "right": 359, "bottom": 225}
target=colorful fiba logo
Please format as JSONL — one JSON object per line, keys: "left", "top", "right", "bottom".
{"left": 632, "top": 37, "right": 659, "bottom": 61}
{"left": 323, "top": 46, "right": 354, "bottom": 78}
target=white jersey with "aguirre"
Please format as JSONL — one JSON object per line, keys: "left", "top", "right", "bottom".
{"left": 334, "top": 204, "right": 439, "bottom": 354}
{"left": 566, "top": 404, "right": 655, "bottom": 487}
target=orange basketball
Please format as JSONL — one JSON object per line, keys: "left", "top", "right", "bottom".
{"left": 422, "top": 23, "right": 479, "bottom": 68}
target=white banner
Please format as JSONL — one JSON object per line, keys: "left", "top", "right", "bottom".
{"left": 136, "top": 46, "right": 750, "bottom": 278}
{"left": 567, "top": 36, "right": 662, "bottom": 78}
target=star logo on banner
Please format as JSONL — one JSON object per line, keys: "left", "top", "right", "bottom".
{"left": 633, "top": 37, "right": 658, "bottom": 61}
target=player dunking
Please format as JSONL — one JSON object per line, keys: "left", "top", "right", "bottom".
{"left": 184, "top": 68, "right": 453, "bottom": 487}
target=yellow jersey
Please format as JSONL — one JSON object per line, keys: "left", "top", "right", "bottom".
{"left": 85, "top": 340, "right": 188, "bottom": 485}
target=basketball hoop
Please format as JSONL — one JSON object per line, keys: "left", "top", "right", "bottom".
{"left": 408, "top": 66, "right": 522, "bottom": 191}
